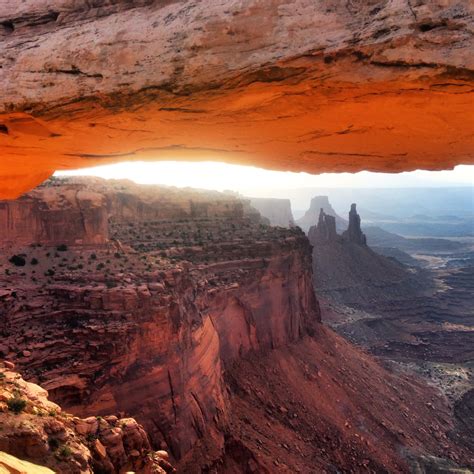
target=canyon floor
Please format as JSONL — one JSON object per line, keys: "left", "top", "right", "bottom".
{"left": 318, "top": 233, "right": 474, "bottom": 470}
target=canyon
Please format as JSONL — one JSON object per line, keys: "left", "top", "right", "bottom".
{"left": 308, "top": 197, "right": 474, "bottom": 469}
{"left": 1, "top": 178, "right": 472, "bottom": 472}
{"left": 0, "top": 178, "right": 319, "bottom": 470}
{"left": 0, "top": 1, "right": 472, "bottom": 472}
{"left": 0, "top": 1, "right": 474, "bottom": 198}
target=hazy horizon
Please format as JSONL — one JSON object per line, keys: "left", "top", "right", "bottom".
{"left": 56, "top": 161, "right": 474, "bottom": 189}
{"left": 56, "top": 161, "right": 473, "bottom": 214}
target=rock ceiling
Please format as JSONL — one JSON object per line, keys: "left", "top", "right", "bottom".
{"left": 1, "top": 0, "right": 473, "bottom": 198}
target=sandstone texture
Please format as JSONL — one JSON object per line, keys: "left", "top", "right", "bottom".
{"left": 0, "top": 177, "right": 319, "bottom": 467}
{"left": 0, "top": 185, "right": 108, "bottom": 246}
{"left": 0, "top": 1, "right": 473, "bottom": 197}
{"left": 0, "top": 360, "right": 174, "bottom": 474}
{"left": 0, "top": 451, "right": 54, "bottom": 474}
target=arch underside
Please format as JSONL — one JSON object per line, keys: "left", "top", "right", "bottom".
{"left": 0, "top": 0, "right": 473, "bottom": 198}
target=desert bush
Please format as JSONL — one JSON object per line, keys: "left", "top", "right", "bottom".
{"left": 9, "top": 255, "right": 26, "bottom": 266}
{"left": 7, "top": 395, "right": 27, "bottom": 413}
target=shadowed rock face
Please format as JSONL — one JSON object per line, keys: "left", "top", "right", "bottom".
{"left": 308, "top": 208, "right": 339, "bottom": 243}
{"left": 0, "top": 361, "right": 175, "bottom": 474}
{"left": 342, "top": 203, "right": 367, "bottom": 245}
{"left": 308, "top": 202, "right": 428, "bottom": 306}
{"left": 0, "top": 0, "right": 473, "bottom": 197}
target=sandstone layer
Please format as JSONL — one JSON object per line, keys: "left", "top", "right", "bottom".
{"left": 0, "top": 360, "right": 174, "bottom": 474}
{"left": 0, "top": 177, "right": 319, "bottom": 467}
{"left": 0, "top": 1, "right": 473, "bottom": 198}
{"left": 1, "top": 178, "right": 471, "bottom": 471}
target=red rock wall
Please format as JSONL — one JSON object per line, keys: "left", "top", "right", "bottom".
{"left": 0, "top": 235, "right": 318, "bottom": 462}
{"left": 0, "top": 186, "right": 108, "bottom": 245}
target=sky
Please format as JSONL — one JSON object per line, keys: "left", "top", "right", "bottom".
{"left": 56, "top": 161, "right": 474, "bottom": 192}
{"left": 55, "top": 161, "right": 473, "bottom": 215}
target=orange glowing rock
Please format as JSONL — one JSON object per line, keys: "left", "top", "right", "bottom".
{"left": 0, "top": 0, "right": 473, "bottom": 198}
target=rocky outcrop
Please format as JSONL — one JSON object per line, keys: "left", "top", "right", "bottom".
{"left": 307, "top": 208, "right": 339, "bottom": 243}
{"left": 0, "top": 181, "right": 108, "bottom": 246}
{"left": 342, "top": 203, "right": 367, "bottom": 245}
{"left": 0, "top": 360, "right": 174, "bottom": 474}
{"left": 297, "top": 196, "right": 347, "bottom": 233}
{"left": 248, "top": 197, "right": 294, "bottom": 228}
{"left": 0, "top": 178, "right": 319, "bottom": 467}
{"left": 308, "top": 201, "right": 429, "bottom": 306}
{"left": 0, "top": 1, "right": 473, "bottom": 198}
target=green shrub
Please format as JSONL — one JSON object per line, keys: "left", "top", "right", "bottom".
{"left": 56, "top": 244, "right": 68, "bottom": 252}
{"left": 30, "top": 258, "right": 39, "bottom": 265}
{"left": 9, "top": 255, "right": 26, "bottom": 267}
{"left": 57, "top": 445, "right": 72, "bottom": 458}
{"left": 7, "top": 395, "right": 27, "bottom": 414}
{"left": 48, "top": 437, "right": 60, "bottom": 450}
{"left": 86, "top": 433, "right": 98, "bottom": 442}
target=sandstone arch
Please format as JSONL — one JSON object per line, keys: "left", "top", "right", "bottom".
{"left": 1, "top": 0, "right": 473, "bottom": 198}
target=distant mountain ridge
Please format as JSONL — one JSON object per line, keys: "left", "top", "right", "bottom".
{"left": 248, "top": 197, "right": 295, "bottom": 228}
{"left": 288, "top": 186, "right": 473, "bottom": 220}
{"left": 296, "top": 196, "right": 347, "bottom": 232}
{"left": 308, "top": 203, "right": 430, "bottom": 307}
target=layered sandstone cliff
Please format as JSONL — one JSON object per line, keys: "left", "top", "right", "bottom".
{"left": 0, "top": 181, "right": 108, "bottom": 245}
{"left": 0, "top": 1, "right": 473, "bottom": 198}
{"left": 0, "top": 360, "right": 174, "bottom": 474}
{"left": 0, "top": 179, "right": 472, "bottom": 472}
{"left": 0, "top": 178, "right": 319, "bottom": 466}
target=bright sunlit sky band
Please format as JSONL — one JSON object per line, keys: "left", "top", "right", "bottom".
{"left": 56, "top": 161, "right": 473, "bottom": 191}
